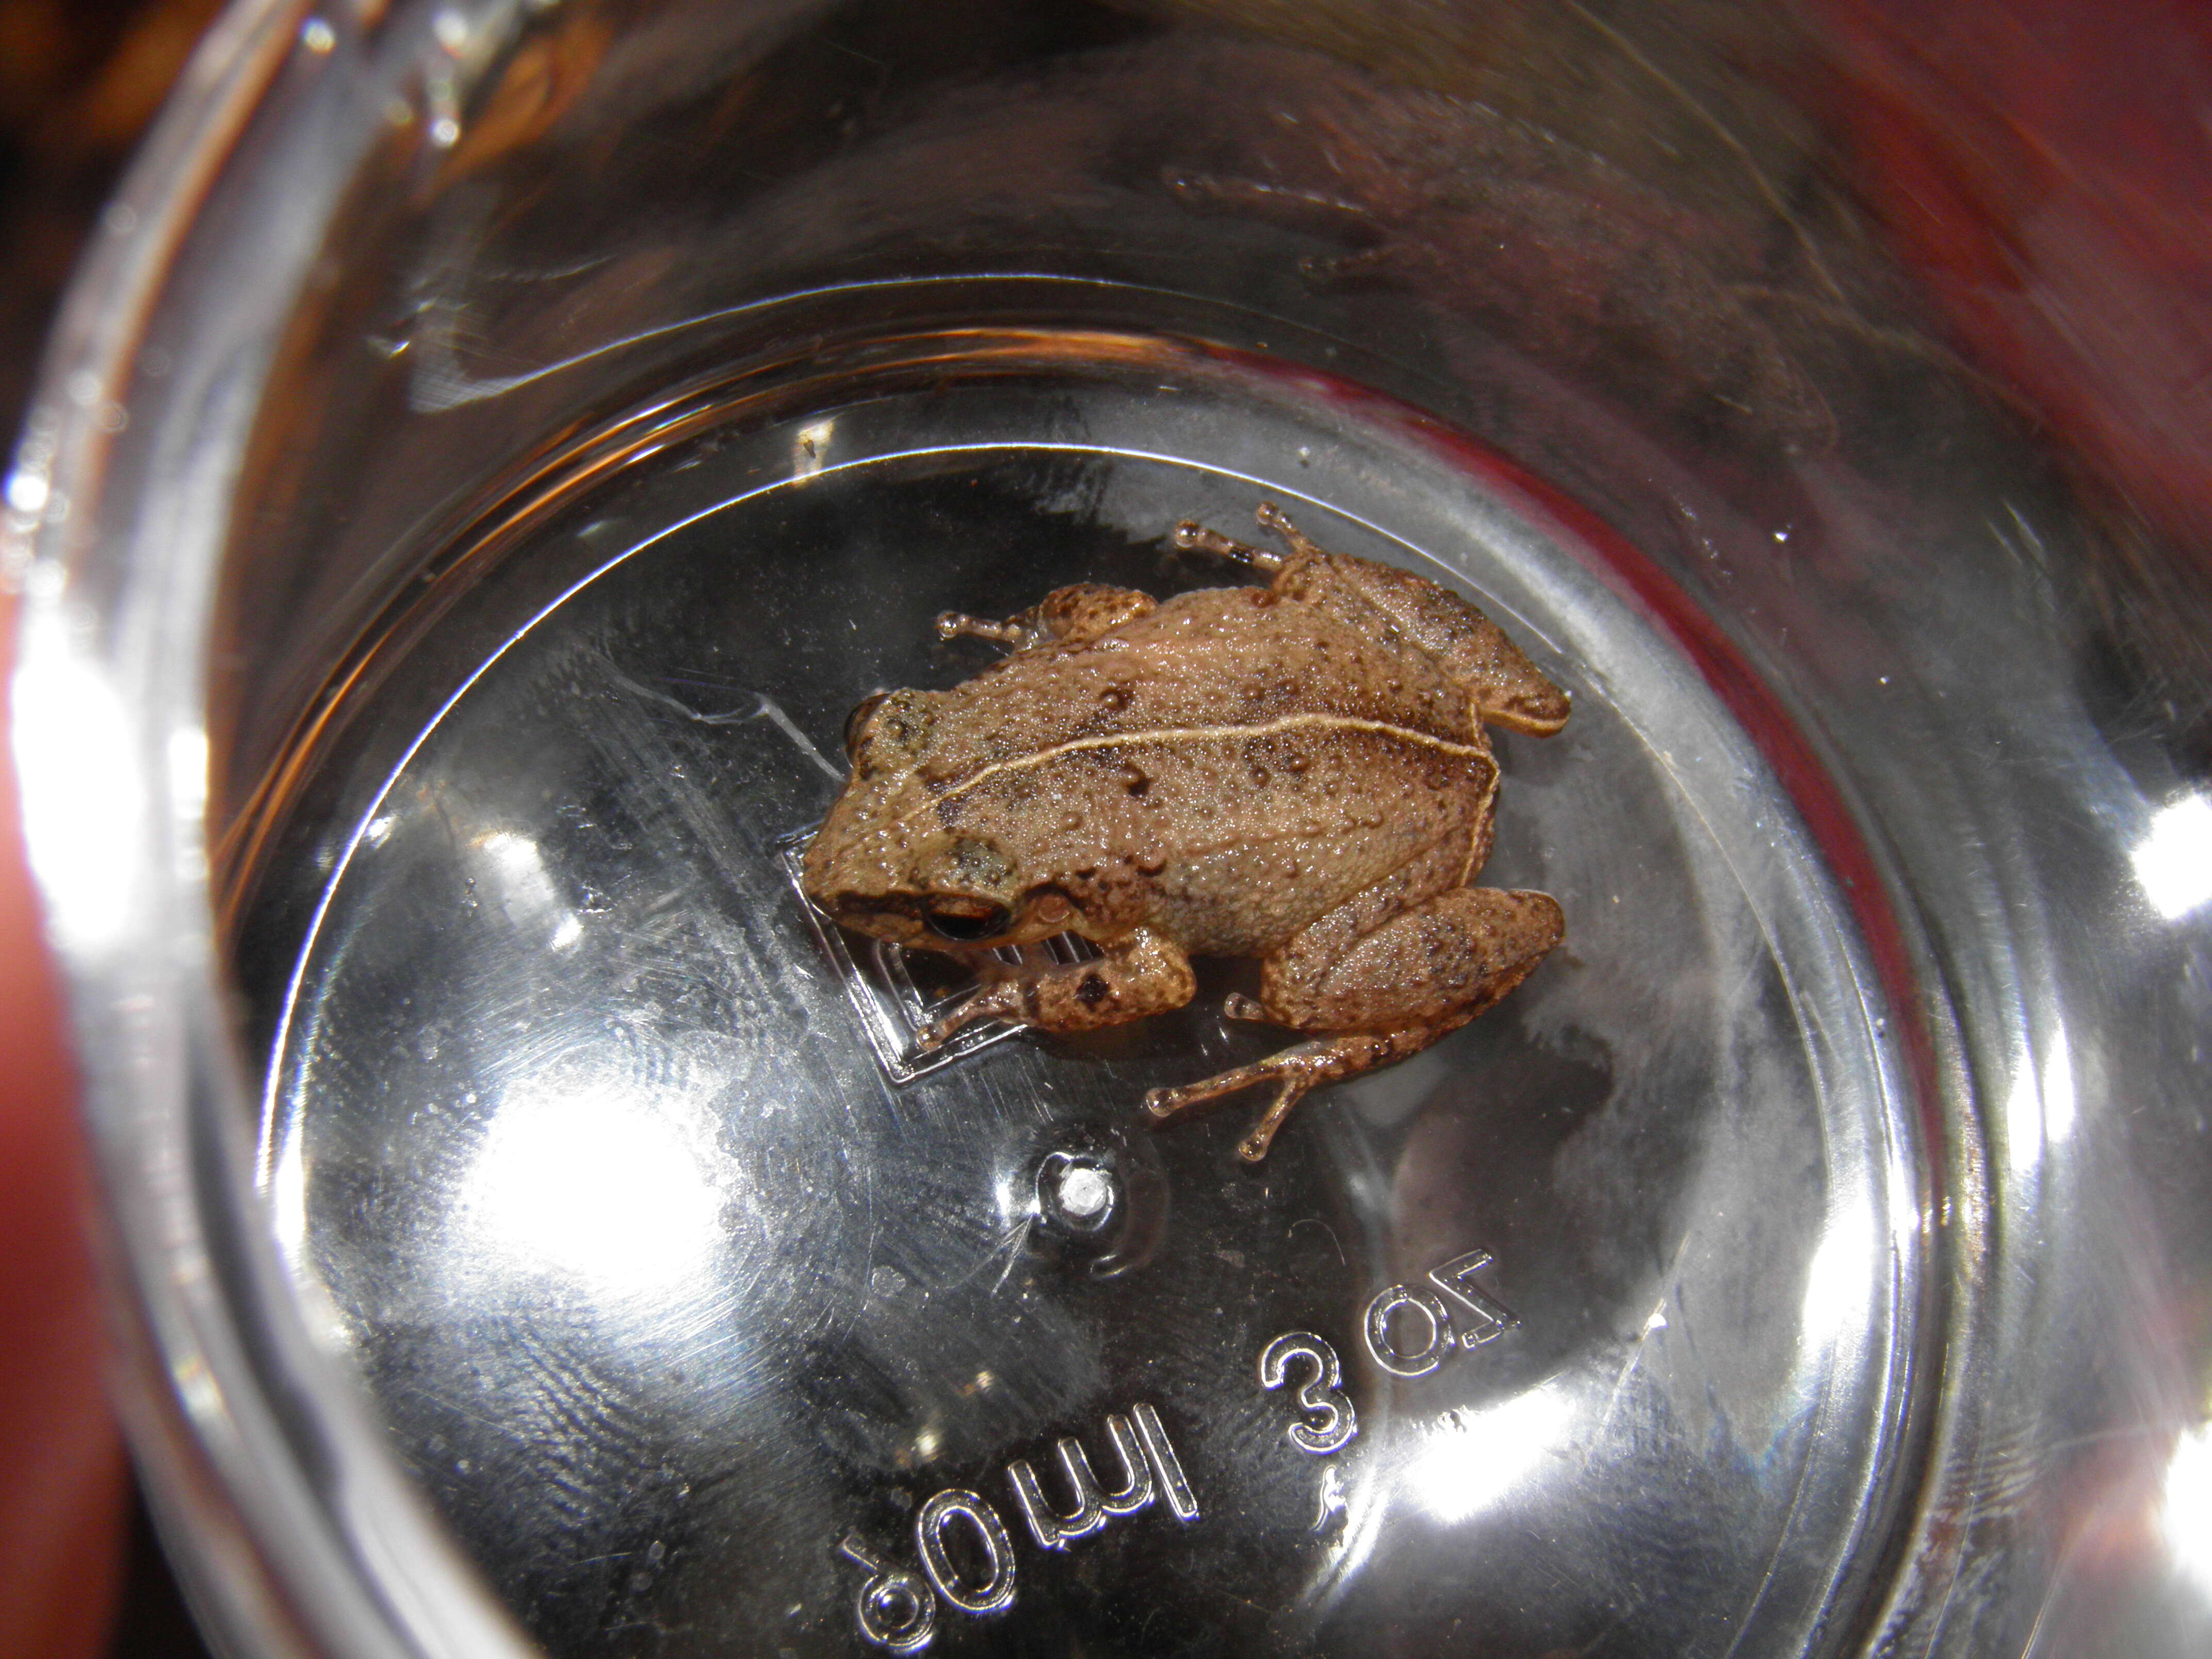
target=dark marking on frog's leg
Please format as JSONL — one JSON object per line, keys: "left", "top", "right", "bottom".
{"left": 1149, "top": 887, "right": 1562, "bottom": 1161}
{"left": 1174, "top": 502, "right": 1327, "bottom": 573}
{"left": 917, "top": 926, "right": 1196, "bottom": 1048}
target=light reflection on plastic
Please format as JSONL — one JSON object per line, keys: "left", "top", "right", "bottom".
{"left": 13, "top": 639, "right": 141, "bottom": 952}
{"left": 270, "top": 1120, "right": 307, "bottom": 1272}
{"left": 2164, "top": 1418, "right": 2212, "bottom": 1599}
{"left": 2005, "top": 1026, "right": 2077, "bottom": 1179}
{"left": 1800, "top": 1196, "right": 1876, "bottom": 1348}
{"left": 2133, "top": 793, "right": 2212, "bottom": 920}
{"left": 794, "top": 418, "right": 834, "bottom": 480}
{"left": 478, "top": 829, "right": 583, "bottom": 948}
{"left": 2041, "top": 1027, "right": 2077, "bottom": 1145}
{"left": 1407, "top": 1382, "right": 1575, "bottom": 1525}
{"left": 460, "top": 1088, "right": 721, "bottom": 1299}
{"left": 478, "top": 829, "right": 557, "bottom": 908}
{"left": 166, "top": 726, "right": 208, "bottom": 864}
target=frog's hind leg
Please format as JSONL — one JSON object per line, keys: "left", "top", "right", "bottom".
{"left": 1183, "top": 502, "right": 1568, "bottom": 736}
{"left": 1145, "top": 886, "right": 1562, "bottom": 1161}
{"left": 937, "top": 583, "right": 1157, "bottom": 653}
{"left": 1257, "top": 886, "right": 1560, "bottom": 1034}
{"left": 1274, "top": 540, "right": 1570, "bottom": 736}
{"left": 1144, "top": 1026, "right": 1451, "bottom": 1164}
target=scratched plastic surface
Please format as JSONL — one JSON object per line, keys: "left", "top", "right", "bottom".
{"left": 245, "top": 349, "right": 1913, "bottom": 1658}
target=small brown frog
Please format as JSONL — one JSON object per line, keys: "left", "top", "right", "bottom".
{"left": 801, "top": 505, "right": 1568, "bottom": 1161}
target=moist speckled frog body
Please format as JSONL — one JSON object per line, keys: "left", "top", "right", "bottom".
{"left": 801, "top": 506, "right": 1569, "bottom": 1160}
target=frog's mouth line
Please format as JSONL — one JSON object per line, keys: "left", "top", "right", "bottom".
{"left": 810, "top": 893, "right": 931, "bottom": 945}
{"left": 777, "top": 832, "right": 1097, "bottom": 1086}
{"left": 803, "top": 891, "right": 1015, "bottom": 949}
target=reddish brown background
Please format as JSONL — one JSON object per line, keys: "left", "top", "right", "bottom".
{"left": 3, "top": 11, "right": 223, "bottom": 1659}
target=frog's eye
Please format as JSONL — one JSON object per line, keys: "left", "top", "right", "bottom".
{"left": 842, "top": 691, "right": 891, "bottom": 761}
{"left": 925, "top": 900, "right": 1011, "bottom": 942}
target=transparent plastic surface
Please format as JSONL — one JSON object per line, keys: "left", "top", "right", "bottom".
{"left": 245, "top": 345, "right": 1914, "bottom": 1655}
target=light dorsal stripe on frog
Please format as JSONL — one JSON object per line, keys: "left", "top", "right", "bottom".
{"left": 927, "top": 711, "right": 1493, "bottom": 809}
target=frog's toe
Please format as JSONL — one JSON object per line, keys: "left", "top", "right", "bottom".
{"left": 917, "top": 983, "right": 1019, "bottom": 1049}
{"left": 1237, "top": 1081, "right": 1311, "bottom": 1163}
{"left": 1143, "top": 1069, "right": 1310, "bottom": 1162}
{"left": 1144, "top": 1029, "right": 1430, "bottom": 1157}
{"left": 1142, "top": 1055, "right": 1287, "bottom": 1121}
{"left": 1222, "top": 992, "right": 1273, "bottom": 1023}
{"left": 1141, "top": 1081, "right": 1209, "bottom": 1123}
{"left": 1170, "top": 519, "right": 1285, "bottom": 574}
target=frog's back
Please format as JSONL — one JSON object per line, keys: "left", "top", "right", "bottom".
{"left": 919, "top": 586, "right": 1499, "bottom": 954}
{"left": 919, "top": 585, "right": 1474, "bottom": 776}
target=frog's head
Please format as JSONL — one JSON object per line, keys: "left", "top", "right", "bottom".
{"left": 804, "top": 823, "right": 1023, "bottom": 951}
{"left": 801, "top": 688, "right": 1024, "bottom": 951}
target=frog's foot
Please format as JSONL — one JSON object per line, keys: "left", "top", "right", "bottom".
{"left": 1251, "top": 502, "right": 1327, "bottom": 561}
{"left": 917, "top": 927, "right": 1196, "bottom": 1051}
{"left": 1142, "top": 1030, "right": 1428, "bottom": 1163}
{"left": 1174, "top": 503, "right": 1330, "bottom": 577}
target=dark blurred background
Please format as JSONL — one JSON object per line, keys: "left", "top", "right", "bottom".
{"left": 1, "top": 0, "right": 219, "bottom": 432}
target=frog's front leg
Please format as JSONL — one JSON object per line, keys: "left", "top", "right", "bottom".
{"left": 1144, "top": 886, "right": 1560, "bottom": 1161}
{"left": 936, "top": 583, "right": 1157, "bottom": 652}
{"left": 917, "top": 925, "right": 1195, "bottom": 1049}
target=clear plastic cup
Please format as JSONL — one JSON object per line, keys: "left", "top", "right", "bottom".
{"left": 11, "top": 4, "right": 2211, "bottom": 1656}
